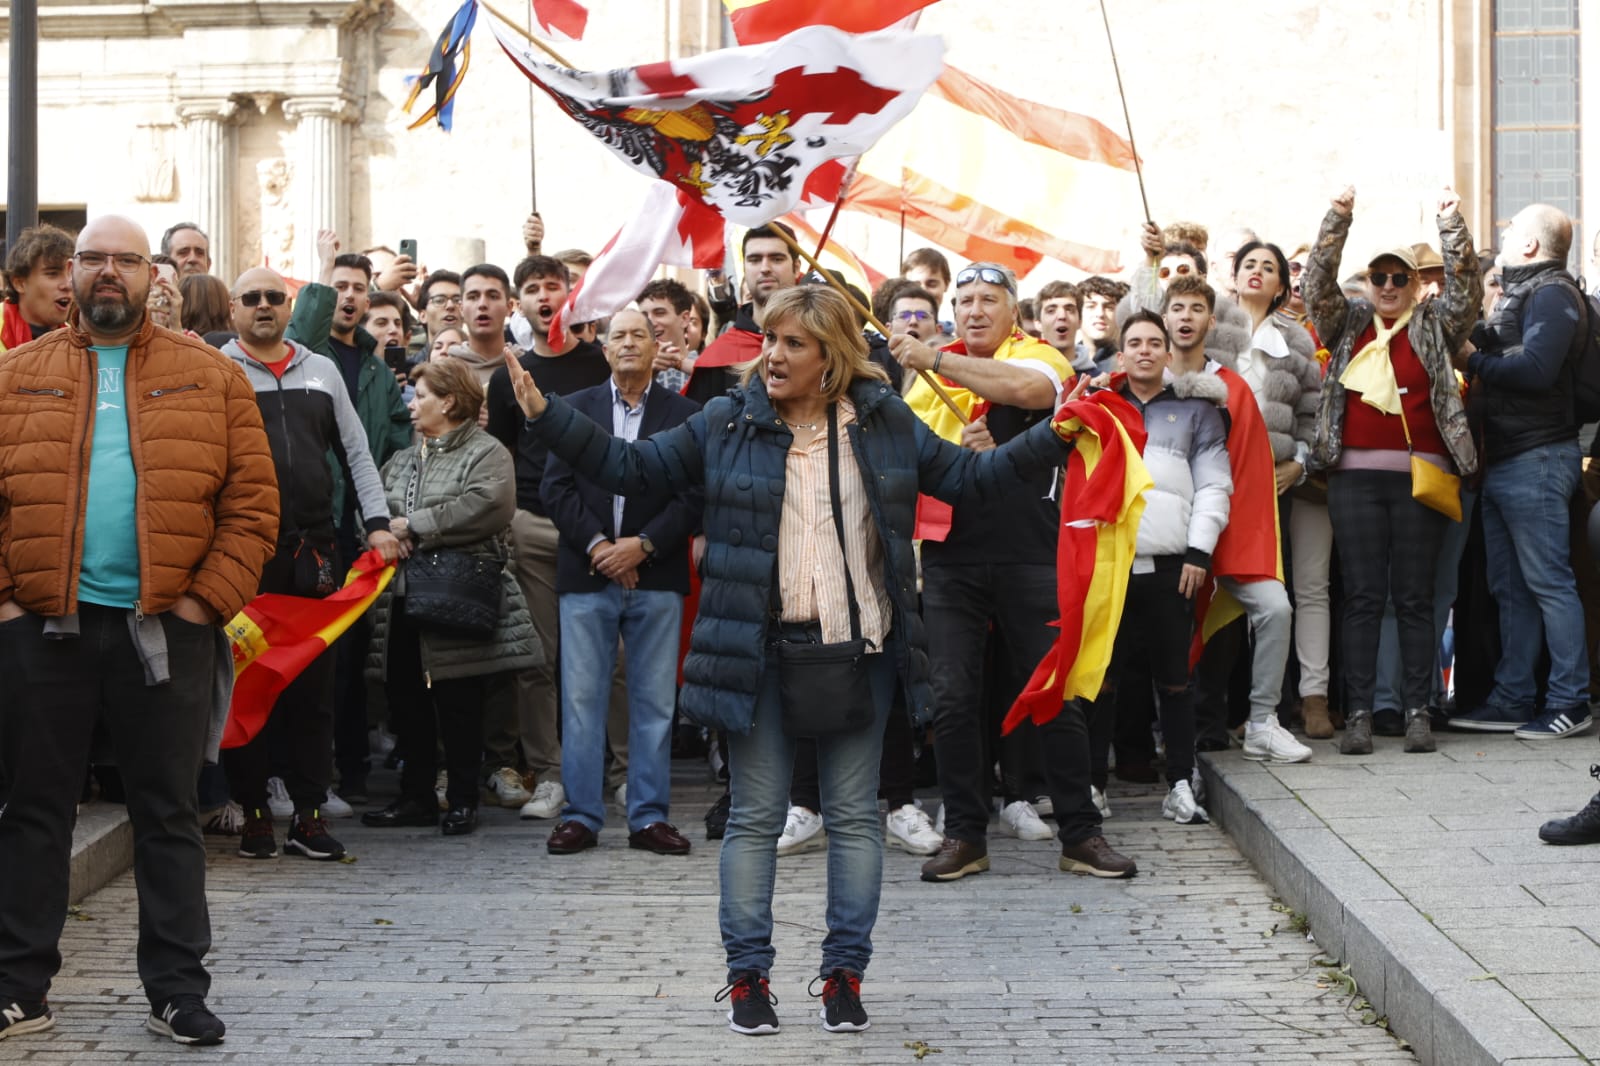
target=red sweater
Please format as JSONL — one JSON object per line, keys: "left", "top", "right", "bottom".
{"left": 1341, "top": 323, "right": 1448, "bottom": 457}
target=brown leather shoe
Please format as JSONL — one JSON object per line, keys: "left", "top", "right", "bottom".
{"left": 1059, "top": 835, "right": 1137, "bottom": 879}
{"left": 1301, "top": 694, "right": 1334, "bottom": 739}
{"left": 628, "top": 821, "right": 691, "bottom": 855}
{"left": 919, "top": 837, "right": 989, "bottom": 882}
{"left": 546, "top": 819, "right": 598, "bottom": 854}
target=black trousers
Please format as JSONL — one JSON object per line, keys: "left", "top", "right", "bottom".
{"left": 923, "top": 562, "right": 1100, "bottom": 846}
{"left": 386, "top": 605, "right": 487, "bottom": 810}
{"left": 332, "top": 522, "right": 371, "bottom": 791}
{"left": 1328, "top": 470, "right": 1447, "bottom": 710}
{"left": 1093, "top": 561, "right": 1198, "bottom": 787}
{"left": 0, "top": 604, "right": 215, "bottom": 1005}
{"left": 225, "top": 547, "right": 337, "bottom": 815}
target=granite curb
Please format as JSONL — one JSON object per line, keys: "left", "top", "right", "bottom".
{"left": 67, "top": 801, "right": 132, "bottom": 906}
{"left": 1201, "top": 749, "right": 1586, "bottom": 1065}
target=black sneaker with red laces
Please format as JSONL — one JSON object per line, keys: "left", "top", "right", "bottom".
{"left": 714, "top": 970, "right": 778, "bottom": 1035}
{"left": 237, "top": 808, "right": 277, "bottom": 860}
{"left": 286, "top": 809, "right": 346, "bottom": 861}
{"left": 811, "top": 968, "right": 869, "bottom": 1032}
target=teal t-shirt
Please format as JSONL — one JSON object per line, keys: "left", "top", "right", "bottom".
{"left": 77, "top": 346, "right": 141, "bottom": 608}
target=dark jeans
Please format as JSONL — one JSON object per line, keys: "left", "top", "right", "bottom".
{"left": 791, "top": 687, "right": 917, "bottom": 812}
{"left": 1328, "top": 470, "right": 1447, "bottom": 710}
{"left": 923, "top": 562, "right": 1100, "bottom": 846}
{"left": 0, "top": 604, "right": 215, "bottom": 1005}
{"left": 386, "top": 606, "right": 487, "bottom": 810}
{"left": 225, "top": 547, "right": 336, "bottom": 815}
{"left": 1093, "top": 561, "right": 1197, "bottom": 786}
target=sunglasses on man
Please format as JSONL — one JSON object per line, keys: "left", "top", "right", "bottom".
{"left": 1368, "top": 271, "right": 1412, "bottom": 290}
{"left": 237, "top": 290, "right": 288, "bottom": 308}
{"left": 1157, "top": 263, "right": 1196, "bottom": 280}
{"left": 954, "top": 265, "right": 1015, "bottom": 294}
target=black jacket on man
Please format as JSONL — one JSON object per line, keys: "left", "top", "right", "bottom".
{"left": 1467, "top": 259, "right": 1586, "bottom": 464}
{"left": 540, "top": 381, "right": 703, "bottom": 596}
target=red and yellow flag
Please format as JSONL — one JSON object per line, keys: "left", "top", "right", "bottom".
{"left": 221, "top": 550, "right": 395, "bottom": 749}
{"left": 1003, "top": 390, "right": 1150, "bottom": 734}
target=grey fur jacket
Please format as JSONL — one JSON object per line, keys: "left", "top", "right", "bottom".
{"left": 1304, "top": 207, "right": 1479, "bottom": 477}
{"left": 365, "top": 422, "right": 543, "bottom": 684}
{"left": 1125, "top": 373, "right": 1233, "bottom": 569}
{"left": 1120, "top": 280, "right": 1321, "bottom": 464}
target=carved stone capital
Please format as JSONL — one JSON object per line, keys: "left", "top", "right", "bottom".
{"left": 282, "top": 96, "right": 359, "bottom": 124}
{"left": 175, "top": 97, "right": 243, "bottom": 125}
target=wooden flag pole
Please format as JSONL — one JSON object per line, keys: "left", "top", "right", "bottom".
{"left": 478, "top": 0, "right": 576, "bottom": 68}
{"left": 1097, "top": 0, "right": 1151, "bottom": 223}
{"left": 771, "top": 224, "right": 967, "bottom": 425}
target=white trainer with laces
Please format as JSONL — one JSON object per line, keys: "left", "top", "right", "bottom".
{"left": 265, "top": 777, "right": 293, "bottom": 819}
{"left": 776, "top": 805, "right": 826, "bottom": 855}
{"left": 519, "top": 780, "right": 566, "bottom": 820}
{"left": 1241, "top": 721, "right": 1313, "bottom": 764}
{"left": 999, "top": 800, "right": 1054, "bottom": 841}
{"left": 202, "top": 800, "right": 245, "bottom": 836}
{"left": 1090, "top": 785, "right": 1112, "bottom": 819}
{"left": 885, "top": 803, "right": 942, "bottom": 855}
{"left": 321, "top": 789, "right": 354, "bottom": 819}
{"left": 486, "top": 767, "right": 532, "bottom": 808}
{"left": 1161, "top": 780, "right": 1209, "bottom": 824}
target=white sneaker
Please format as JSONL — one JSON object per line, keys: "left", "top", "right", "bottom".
{"left": 885, "top": 803, "right": 942, "bottom": 855}
{"left": 1033, "top": 795, "right": 1054, "bottom": 818}
{"left": 203, "top": 800, "right": 245, "bottom": 836}
{"left": 486, "top": 767, "right": 532, "bottom": 808}
{"left": 1091, "top": 786, "right": 1112, "bottom": 819}
{"left": 266, "top": 777, "right": 293, "bottom": 819}
{"left": 1241, "top": 721, "right": 1313, "bottom": 764}
{"left": 322, "top": 788, "right": 354, "bottom": 819}
{"left": 612, "top": 783, "right": 628, "bottom": 811}
{"left": 519, "top": 780, "right": 565, "bottom": 820}
{"left": 776, "top": 805, "right": 826, "bottom": 855}
{"left": 999, "top": 800, "right": 1054, "bottom": 841}
{"left": 1161, "top": 780, "right": 1209, "bottom": 825}
{"left": 435, "top": 770, "right": 449, "bottom": 812}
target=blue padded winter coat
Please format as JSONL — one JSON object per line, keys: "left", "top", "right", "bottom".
{"left": 526, "top": 374, "right": 1074, "bottom": 734}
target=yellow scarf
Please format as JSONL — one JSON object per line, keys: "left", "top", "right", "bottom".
{"left": 1338, "top": 307, "right": 1413, "bottom": 414}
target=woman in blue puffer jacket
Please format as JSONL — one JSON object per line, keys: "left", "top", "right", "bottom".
{"left": 502, "top": 285, "right": 1083, "bottom": 1037}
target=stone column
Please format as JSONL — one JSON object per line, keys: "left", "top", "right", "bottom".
{"left": 176, "top": 97, "right": 240, "bottom": 280}
{"left": 283, "top": 96, "right": 356, "bottom": 280}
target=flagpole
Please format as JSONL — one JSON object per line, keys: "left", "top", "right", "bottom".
{"left": 526, "top": 3, "right": 538, "bottom": 209}
{"left": 1097, "top": 0, "right": 1151, "bottom": 223}
{"left": 478, "top": 0, "right": 576, "bottom": 67}
{"left": 772, "top": 225, "right": 967, "bottom": 424}
{"left": 811, "top": 157, "right": 858, "bottom": 262}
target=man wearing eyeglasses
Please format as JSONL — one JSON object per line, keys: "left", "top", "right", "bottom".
{"left": 889, "top": 262, "right": 1137, "bottom": 883}
{"left": 0, "top": 216, "right": 278, "bottom": 1046}
{"left": 419, "top": 270, "right": 464, "bottom": 341}
{"left": 218, "top": 267, "right": 400, "bottom": 864}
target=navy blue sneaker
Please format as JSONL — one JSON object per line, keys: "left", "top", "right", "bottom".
{"left": 1446, "top": 705, "right": 1531, "bottom": 733}
{"left": 1515, "top": 705, "right": 1594, "bottom": 740}
{"left": 0, "top": 999, "right": 53, "bottom": 1040}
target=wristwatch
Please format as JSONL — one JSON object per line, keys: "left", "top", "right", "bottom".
{"left": 638, "top": 532, "right": 656, "bottom": 557}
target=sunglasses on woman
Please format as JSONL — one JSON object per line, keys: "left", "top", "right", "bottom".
{"left": 1157, "top": 264, "right": 1196, "bottom": 280}
{"left": 1368, "top": 272, "right": 1412, "bottom": 289}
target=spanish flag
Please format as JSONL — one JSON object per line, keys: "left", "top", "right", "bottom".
{"left": 221, "top": 550, "right": 395, "bottom": 749}
{"left": 908, "top": 328, "right": 1074, "bottom": 540}
{"left": 1003, "top": 390, "right": 1150, "bottom": 734}
{"left": 1189, "top": 365, "right": 1284, "bottom": 669}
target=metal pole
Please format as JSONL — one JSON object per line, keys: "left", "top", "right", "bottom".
{"left": 7, "top": 0, "right": 40, "bottom": 249}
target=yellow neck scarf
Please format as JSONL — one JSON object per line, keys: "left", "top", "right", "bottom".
{"left": 1338, "top": 306, "right": 1414, "bottom": 415}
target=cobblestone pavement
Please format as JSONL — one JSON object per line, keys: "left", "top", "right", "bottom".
{"left": 15, "top": 771, "right": 1414, "bottom": 1065}
{"left": 1212, "top": 730, "right": 1600, "bottom": 1064}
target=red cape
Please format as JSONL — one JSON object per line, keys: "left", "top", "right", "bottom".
{"left": 1209, "top": 366, "right": 1281, "bottom": 582}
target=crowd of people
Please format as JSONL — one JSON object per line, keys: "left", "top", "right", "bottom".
{"left": 1, "top": 187, "right": 1599, "bottom": 1043}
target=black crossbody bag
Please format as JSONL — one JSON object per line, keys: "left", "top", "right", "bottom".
{"left": 400, "top": 451, "right": 503, "bottom": 636}
{"left": 774, "top": 403, "right": 878, "bottom": 738}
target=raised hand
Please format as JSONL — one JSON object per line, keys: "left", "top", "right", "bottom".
{"left": 503, "top": 346, "right": 547, "bottom": 418}
{"left": 1140, "top": 221, "right": 1163, "bottom": 261}
{"left": 1331, "top": 186, "right": 1356, "bottom": 217}
{"left": 523, "top": 212, "right": 545, "bottom": 253}
{"left": 1438, "top": 187, "right": 1461, "bottom": 219}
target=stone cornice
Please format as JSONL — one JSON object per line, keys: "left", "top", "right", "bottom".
{"left": 0, "top": 0, "right": 382, "bottom": 40}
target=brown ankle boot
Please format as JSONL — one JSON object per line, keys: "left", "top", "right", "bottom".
{"left": 1302, "top": 694, "right": 1334, "bottom": 739}
{"left": 1340, "top": 710, "right": 1374, "bottom": 755}
{"left": 1403, "top": 707, "right": 1436, "bottom": 753}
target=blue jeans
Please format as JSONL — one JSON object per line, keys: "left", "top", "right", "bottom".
{"left": 1481, "top": 440, "right": 1589, "bottom": 710}
{"left": 720, "top": 634, "right": 896, "bottom": 981}
{"left": 1375, "top": 489, "right": 1478, "bottom": 711}
{"left": 557, "top": 586, "right": 683, "bottom": 833}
